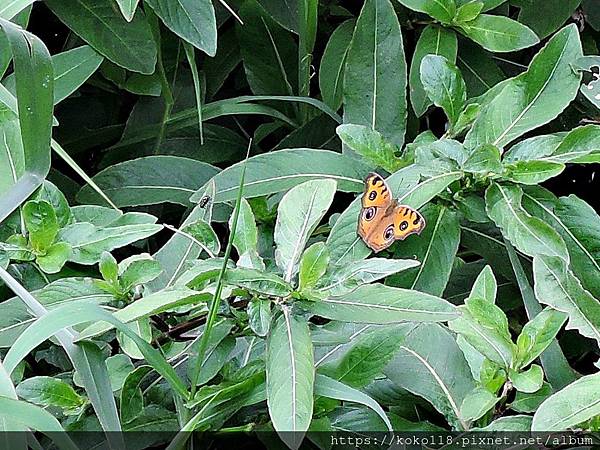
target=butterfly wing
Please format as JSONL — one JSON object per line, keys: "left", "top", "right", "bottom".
{"left": 393, "top": 205, "right": 426, "bottom": 240}
{"left": 357, "top": 173, "right": 395, "bottom": 251}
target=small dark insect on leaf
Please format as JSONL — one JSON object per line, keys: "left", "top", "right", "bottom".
{"left": 199, "top": 195, "right": 211, "bottom": 208}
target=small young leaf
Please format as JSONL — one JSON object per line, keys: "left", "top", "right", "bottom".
{"left": 36, "top": 242, "right": 71, "bottom": 274}
{"left": 336, "top": 124, "right": 401, "bottom": 172}
{"left": 468, "top": 265, "right": 497, "bottom": 303}
{"left": 299, "top": 242, "right": 330, "bottom": 291}
{"left": 23, "top": 200, "right": 58, "bottom": 253}
{"left": 248, "top": 298, "right": 272, "bottom": 337}
{"left": 463, "top": 144, "right": 502, "bottom": 174}
{"left": 515, "top": 307, "right": 567, "bottom": 369}
{"left": 183, "top": 219, "right": 221, "bottom": 256}
{"left": 509, "top": 364, "right": 543, "bottom": 393}
{"left": 99, "top": 251, "right": 118, "bottom": 284}
{"left": 453, "top": 1, "right": 483, "bottom": 23}
{"left": 459, "top": 386, "right": 499, "bottom": 421}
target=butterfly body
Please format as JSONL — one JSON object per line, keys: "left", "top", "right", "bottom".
{"left": 357, "top": 173, "right": 426, "bottom": 253}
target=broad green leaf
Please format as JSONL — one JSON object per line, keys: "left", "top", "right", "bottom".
{"left": 409, "top": 25, "right": 458, "bottom": 116}
{"left": 45, "top": 0, "right": 157, "bottom": 74}
{"left": 267, "top": 310, "right": 314, "bottom": 449}
{"left": 59, "top": 222, "right": 163, "bottom": 265}
{"left": 534, "top": 255, "right": 600, "bottom": 346}
{"left": 248, "top": 298, "right": 271, "bottom": 337}
{"left": 115, "top": 0, "right": 139, "bottom": 21}
{"left": 0, "top": 0, "right": 34, "bottom": 20}
{"left": 503, "top": 160, "right": 565, "bottom": 185}
{"left": 515, "top": 307, "right": 567, "bottom": 369}
{"left": 457, "top": 38, "right": 505, "bottom": 97}
{"left": 191, "top": 149, "right": 369, "bottom": 203}
{"left": 3, "top": 302, "right": 188, "bottom": 399}
{"left": 336, "top": 124, "right": 401, "bottom": 173}
{"left": 120, "top": 365, "right": 151, "bottom": 424}
{"left": 78, "top": 287, "right": 209, "bottom": 339}
{"left": 515, "top": 0, "right": 581, "bottom": 39}
{"left": 457, "top": 14, "right": 538, "bottom": 52}
{"left": 299, "top": 242, "right": 330, "bottom": 291}
{"left": 117, "top": 319, "right": 153, "bottom": 360}
{"left": 237, "top": 0, "right": 297, "bottom": 97}
{"left": 509, "top": 364, "right": 543, "bottom": 393}
{"left": 466, "top": 25, "right": 581, "bottom": 149}
{"left": 510, "top": 382, "right": 552, "bottom": 413}
{"left": 230, "top": 198, "right": 259, "bottom": 256}
{"left": 225, "top": 267, "right": 293, "bottom": 297}
{"left": 78, "top": 156, "right": 219, "bottom": 207}
{"left": 468, "top": 265, "right": 497, "bottom": 303}
{"left": 301, "top": 283, "right": 458, "bottom": 323}
{"left": 485, "top": 183, "right": 567, "bottom": 260}
{"left": 274, "top": 179, "right": 336, "bottom": 282}
{"left": 0, "top": 396, "right": 78, "bottom": 450}
{"left": 524, "top": 192, "right": 600, "bottom": 297}
{"left": 319, "top": 20, "right": 354, "bottom": 111}
{"left": 459, "top": 387, "right": 499, "bottom": 421}
{"left": 16, "top": 376, "right": 84, "bottom": 411}
{"left": 389, "top": 205, "right": 460, "bottom": 296}
{"left": 145, "top": 0, "right": 216, "bottom": 56}
{"left": 532, "top": 373, "right": 600, "bottom": 430}
{"left": 5, "top": 45, "right": 103, "bottom": 105}
{"left": 183, "top": 219, "right": 220, "bottom": 256}
{"left": 420, "top": 55, "right": 466, "bottom": 125}
{"left": 503, "top": 134, "right": 564, "bottom": 162}
{"left": 344, "top": 0, "right": 407, "bottom": 147}
{"left": 23, "top": 200, "right": 58, "bottom": 253}
{"left": 448, "top": 299, "right": 514, "bottom": 368}
{"left": 118, "top": 254, "right": 162, "bottom": 290}
{"left": 463, "top": 144, "right": 502, "bottom": 174}
{"left": 384, "top": 323, "right": 475, "bottom": 430}
{"left": 398, "top": 0, "right": 457, "bottom": 23}
{"left": 36, "top": 242, "right": 71, "bottom": 274}
{"left": 314, "top": 374, "right": 392, "bottom": 431}
{"left": 319, "top": 258, "right": 420, "bottom": 296}
{"left": 318, "top": 325, "right": 406, "bottom": 389}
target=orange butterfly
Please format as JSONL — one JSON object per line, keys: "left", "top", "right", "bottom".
{"left": 357, "top": 173, "right": 426, "bottom": 253}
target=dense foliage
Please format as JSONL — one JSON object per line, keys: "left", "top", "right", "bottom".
{"left": 1, "top": 0, "right": 600, "bottom": 449}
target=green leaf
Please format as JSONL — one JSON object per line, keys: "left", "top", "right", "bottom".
{"left": 118, "top": 254, "right": 162, "bottom": 291}
{"left": 36, "top": 242, "right": 71, "bottom": 274}
{"left": 409, "top": 25, "right": 458, "bottom": 117}
{"left": 532, "top": 373, "right": 600, "bottom": 430}
{"left": 145, "top": 0, "right": 216, "bottom": 56}
{"left": 515, "top": 307, "right": 567, "bottom": 369}
{"left": 515, "top": 0, "right": 581, "bottom": 39}
{"left": 534, "top": 255, "right": 600, "bottom": 346}
{"left": 389, "top": 205, "right": 460, "bottom": 296}
{"left": 191, "top": 149, "right": 369, "bottom": 203}
{"left": 453, "top": 1, "right": 484, "bottom": 23}
{"left": 23, "top": 200, "right": 58, "bottom": 253}
{"left": 237, "top": 0, "right": 297, "bottom": 97}
{"left": 267, "top": 309, "right": 314, "bottom": 449}
{"left": 3, "top": 302, "right": 188, "bottom": 400}
{"left": 509, "top": 364, "right": 543, "bottom": 393}
{"left": 299, "top": 242, "right": 330, "bottom": 291}
{"left": 45, "top": 0, "right": 156, "bottom": 74}
{"left": 466, "top": 25, "right": 581, "bottom": 149}
{"left": 448, "top": 298, "right": 514, "bottom": 368}
{"left": 320, "top": 258, "right": 420, "bottom": 296}
{"left": 503, "top": 160, "right": 565, "bottom": 185}
{"left": 384, "top": 323, "right": 475, "bottom": 430}
{"left": 183, "top": 219, "right": 220, "bottom": 256}
{"left": 456, "top": 39, "right": 505, "bottom": 97}
{"left": 420, "top": 55, "right": 466, "bottom": 125}
{"left": 301, "top": 283, "right": 458, "bottom": 323}
{"left": 225, "top": 268, "right": 293, "bottom": 297}
{"left": 115, "top": 0, "right": 139, "bottom": 21}
{"left": 274, "top": 179, "right": 336, "bottom": 282}
{"left": 248, "top": 298, "right": 272, "bottom": 337}
{"left": 463, "top": 144, "right": 502, "bottom": 174}
{"left": 230, "top": 198, "right": 259, "bottom": 257}
{"left": 99, "top": 252, "right": 118, "bottom": 284}
{"left": 318, "top": 325, "right": 405, "bottom": 389}
{"left": 457, "top": 14, "right": 539, "bottom": 52}
{"left": 459, "top": 387, "right": 499, "bottom": 421}
{"left": 77, "top": 156, "right": 219, "bottom": 207}
{"left": 59, "top": 222, "right": 163, "bottom": 265}
{"left": 314, "top": 374, "right": 392, "bottom": 431}
{"left": 336, "top": 124, "right": 401, "bottom": 172}
{"left": 0, "top": 0, "right": 34, "bottom": 20}
{"left": 485, "top": 183, "right": 568, "bottom": 260}
{"left": 469, "top": 265, "right": 497, "bottom": 303}
{"left": 398, "top": 0, "right": 457, "bottom": 23}
{"left": 344, "top": 0, "right": 407, "bottom": 147}
{"left": 511, "top": 382, "right": 552, "bottom": 413}
{"left": 16, "top": 376, "right": 84, "bottom": 411}
{"left": 0, "top": 396, "right": 78, "bottom": 450}
{"left": 120, "top": 365, "right": 151, "bottom": 424}
{"left": 319, "top": 20, "right": 354, "bottom": 111}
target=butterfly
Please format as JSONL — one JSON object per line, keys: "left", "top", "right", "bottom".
{"left": 357, "top": 173, "right": 426, "bottom": 253}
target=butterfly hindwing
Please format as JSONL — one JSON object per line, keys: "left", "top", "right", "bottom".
{"left": 357, "top": 173, "right": 426, "bottom": 253}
